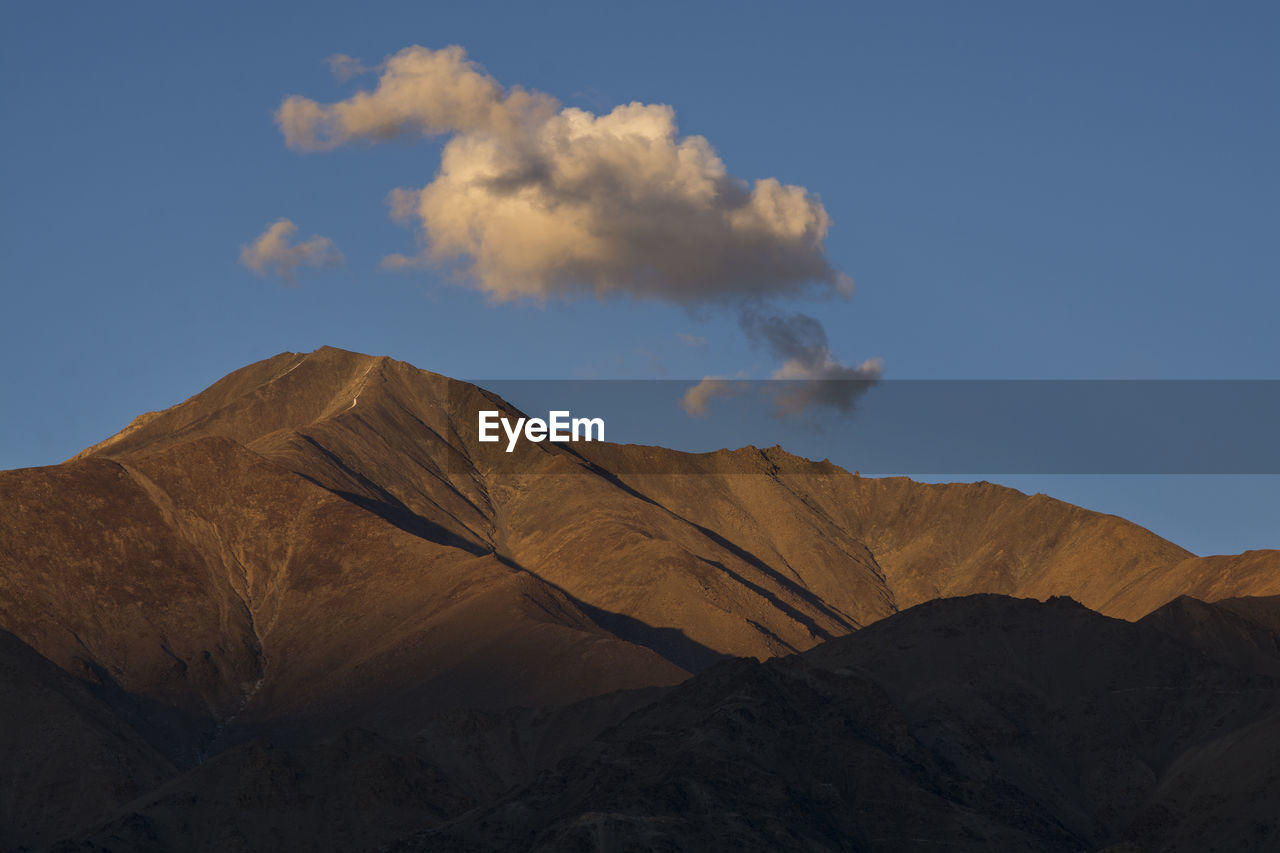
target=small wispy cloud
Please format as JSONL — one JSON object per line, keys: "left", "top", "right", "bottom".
{"left": 679, "top": 376, "right": 736, "bottom": 417}
{"left": 239, "top": 218, "right": 342, "bottom": 283}
{"left": 325, "top": 53, "right": 376, "bottom": 83}
{"left": 741, "top": 307, "right": 882, "bottom": 414}
{"left": 678, "top": 333, "right": 707, "bottom": 347}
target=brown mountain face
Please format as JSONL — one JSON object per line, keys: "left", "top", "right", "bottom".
{"left": 2, "top": 346, "right": 1277, "bottom": 850}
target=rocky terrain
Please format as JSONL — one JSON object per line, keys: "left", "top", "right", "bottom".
{"left": 404, "top": 595, "right": 1280, "bottom": 852}
{"left": 1, "top": 346, "right": 1276, "bottom": 851}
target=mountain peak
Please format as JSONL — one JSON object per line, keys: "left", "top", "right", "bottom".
{"left": 70, "top": 347, "right": 464, "bottom": 463}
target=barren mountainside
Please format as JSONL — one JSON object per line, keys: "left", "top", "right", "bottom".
{"left": 2, "top": 346, "right": 1277, "bottom": 851}
{"left": 402, "top": 595, "right": 1280, "bottom": 852}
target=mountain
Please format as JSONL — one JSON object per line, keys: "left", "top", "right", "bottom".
{"left": 399, "top": 595, "right": 1280, "bottom": 852}
{"left": 0, "top": 629, "right": 176, "bottom": 850}
{"left": 1138, "top": 594, "right": 1280, "bottom": 677}
{"left": 2, "top": 346, "right": 1277, "bottom": 850}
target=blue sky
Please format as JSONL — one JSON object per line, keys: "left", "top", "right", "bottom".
{"left": 2, "top": 1, "right": 1276, "bottom": 555}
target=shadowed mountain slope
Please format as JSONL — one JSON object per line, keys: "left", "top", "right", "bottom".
{"left": 0, "top": 630, "right": 176, "bottom": 851}
{"left": 1139, "top": 594, "right": 1280, "bottom": 677}
{"left": 403, "top": 595, "right": 1280, "bottom": 853}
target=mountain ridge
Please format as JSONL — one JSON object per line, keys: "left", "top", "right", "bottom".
{"left": 3, "top": 345, "right": 1278, "bottom": 849}
{"left": 12, "top": 345, "right": 1278, "bottom": 705}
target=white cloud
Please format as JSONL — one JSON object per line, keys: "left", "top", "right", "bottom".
{"left": 277, "top": 45, "right": 848, "bottom": 305}
{"left": 273, "top": 45, "right": 880, "bottom": 413}
{"left": 239, "top": 219, "right": 342, "bottom": 282}
{"left": 278, "top": 46, "right": 555, "bottom": 151}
